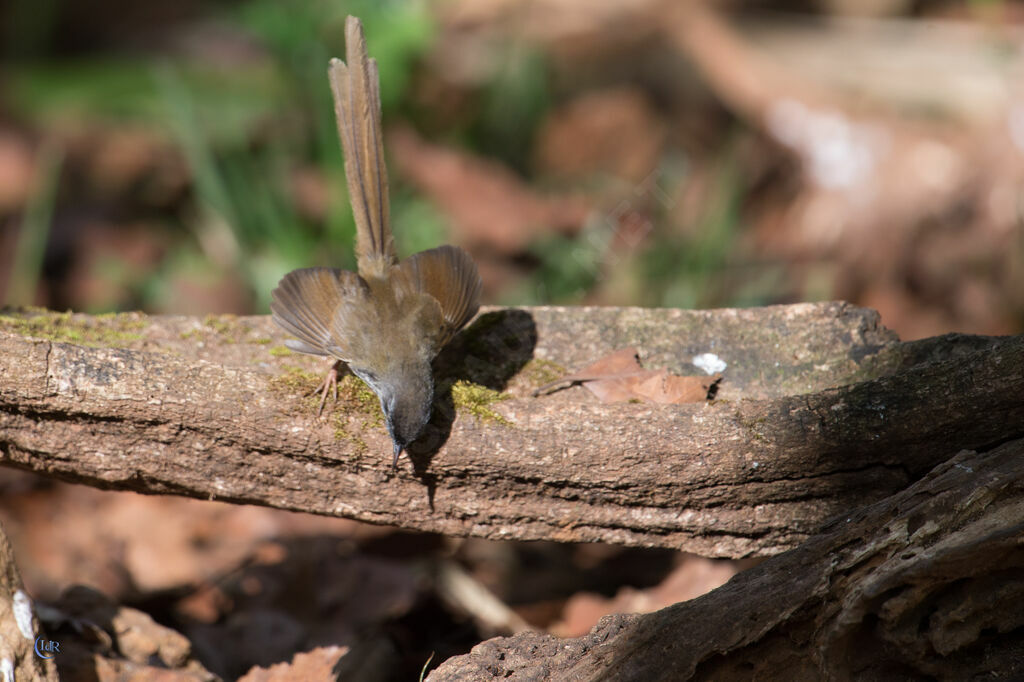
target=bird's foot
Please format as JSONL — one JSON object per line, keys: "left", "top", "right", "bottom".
{"left": 310, "top": 360, "right": 344, "bottom": 417}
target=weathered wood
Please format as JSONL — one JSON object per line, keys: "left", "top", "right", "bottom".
{"left": 427, "top": 439, "right": 1024, "bottom": 681}
{"left": 1, "top": 303, "right": 1021, "bottom": 558}
{"left": 0, "top": 523, "right": 58, "bottom": 682}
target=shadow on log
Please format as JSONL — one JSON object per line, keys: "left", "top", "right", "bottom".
{"left": 1, "top": 302, "right": 1022, "bottom": 559}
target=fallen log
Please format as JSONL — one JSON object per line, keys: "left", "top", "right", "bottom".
{"left": 1, "top": 303, "right": 1021, "bottom": 558}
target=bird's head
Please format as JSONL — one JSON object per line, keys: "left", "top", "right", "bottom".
{"left": 352, "top": 362, "right": 433, "bottom": 467}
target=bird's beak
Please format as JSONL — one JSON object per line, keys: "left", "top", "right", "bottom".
{"left": 392, "top": 442, "right": 403, "bottom": 468}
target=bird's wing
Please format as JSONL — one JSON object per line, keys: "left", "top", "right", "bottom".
{"left": 270, "top": 267, "right": 369, "bottom": 359}
{"left": 391, "top": 245, "right": 482, "bottom": 347}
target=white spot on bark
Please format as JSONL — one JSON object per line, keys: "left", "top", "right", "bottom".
{"left": 693, "top": 353, "right": 727, "bottom": 375}
{"left": 13, "top": 590, "right": 34, "bottom": 639}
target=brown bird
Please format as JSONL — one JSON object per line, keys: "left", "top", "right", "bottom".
{"left": 270, "top": 16, "right": 481, "bottom": 466}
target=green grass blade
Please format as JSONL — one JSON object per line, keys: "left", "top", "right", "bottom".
{"left": 6, "top": 141, "right": 63, "bottom": 306}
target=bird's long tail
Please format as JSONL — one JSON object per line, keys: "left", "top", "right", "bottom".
{"left": 328, "top": 16, "right": 396, "bottom": 279}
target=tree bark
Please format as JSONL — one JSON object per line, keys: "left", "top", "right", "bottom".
{"left": 0, "top": 522, "right": 58, "bottom": 682}
{"left": 427, "top": 439, "right": 1024, "bottom": 681}
{"left": 1, "top": 303, "right": 1022, "bottom": 559}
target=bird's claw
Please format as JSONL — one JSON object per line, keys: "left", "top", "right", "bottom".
{"left": 310, "top": 360, "right": 343, "bottom": 417}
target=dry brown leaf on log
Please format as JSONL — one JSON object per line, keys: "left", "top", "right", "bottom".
{"left": 534, "top": 347, "right": 721, "bottom": 403}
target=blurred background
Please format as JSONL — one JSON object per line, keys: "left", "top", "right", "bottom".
{"left": 1, "top": 0, "right": 1023, "bottom": 678}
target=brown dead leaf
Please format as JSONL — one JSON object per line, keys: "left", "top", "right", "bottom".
{"left": 238, "top": 646, "right": 349, "bottom": 682}
{"left": 631, "top": 369, "right": 720, "bottom": 404}
{"left": 387, "top": 125, "right": 589, "bottom": 254}
{"left": 534, "top": 87, "right": 667, "bottom": 184}
{"left": 534, "top": 347, "right": 721, "bottom": 404}
{"left": 549, "top": 555, "right": 741, "bottom": 638}
{"left": 574, "top": 347, "right": 641, "bottom": 375}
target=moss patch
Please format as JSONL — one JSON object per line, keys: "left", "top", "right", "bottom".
{"left": 518, "top": 358, "right": 567, "bottom": 389}
{"left": 736, "top": 411, "right": 768, "bottom": 442}
{"left": 202, "top": 313, "right": 254, "bottom": 343}
{"left": 203, "top": 313, "right": 234, "bottom": 335}
{"left": 268, "top": 365, "right": 322, "bottom": 404}
{"left": 176, "top": 314, "right": 263, "bottom": 344}
{"left": 335, "top": 374, "right": 382, "bottom": 420}
{"left": 452, "top": 380, "right": 512, "bottom": 425}
{"left": 268, "top": 345, "right": 292, "bottom": 357}
{"left": 269, "top": 366, "right": 382, "bottom": 440}
{"left": 0, "top": 309, "right": 146, "bottom": 347}
{"left": 331, "top": 375, "right": 384, "bottom": 449}
{"left": 334, "top": 428, "right": 370, "bottom": 456}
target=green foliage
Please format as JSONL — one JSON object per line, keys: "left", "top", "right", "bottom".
{"left": 638, "top": 149, "right": 741, "bottom": 309}
{"left": 509, "top": 137, "right": 765, "bottom": 309}
{"left": 4, "top": 0, "right": 436, "bottom": 314}
{"left": 5, "top": 143, "right": 61, "bottom": 307}
{"left": 513, "top": 225, "right": 604, "bottom": 305}
{"left": 390, "top": 192, "right": 450, "bottom": 258}
{"left": 1, "top": 0, "right": 765, "bottom": 316}
{"left": 7, "top": 60, "right": 283, "bottom": 140}
{"left": 467, "top": 46, "right": 550, "bottom": 174}
{"left": 152, "top": 0, "right": 437, "bottom": 310}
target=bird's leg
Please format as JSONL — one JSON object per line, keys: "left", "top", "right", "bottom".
{"left": 310, "top": 359, "right": 344, "bottom": 417}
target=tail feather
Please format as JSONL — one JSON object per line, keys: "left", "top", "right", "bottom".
{"left": 328, "top": 17, "right": 395, "bottom": 278}
{"left": 274, "top": 18, "right": 482, "bottom": 368}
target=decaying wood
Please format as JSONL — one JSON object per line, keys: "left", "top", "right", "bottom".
{"left": 0, "top": 302, "right": 1022, "bottom": 559}
{"left": 0, "top": 523, "right": 58, "bottom": 682}
{"left": 427, "top": 440, "right": 1024, "bottom": 681}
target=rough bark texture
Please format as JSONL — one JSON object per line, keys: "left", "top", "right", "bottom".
{"left": 1, "top": 303, "right": 1022, "bottom": 559}
{"left": 428, "top": 441, "right": 1024, "bottom": 681}
{"left": 0, "top": 523, "right": 59, "bottom": 682}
